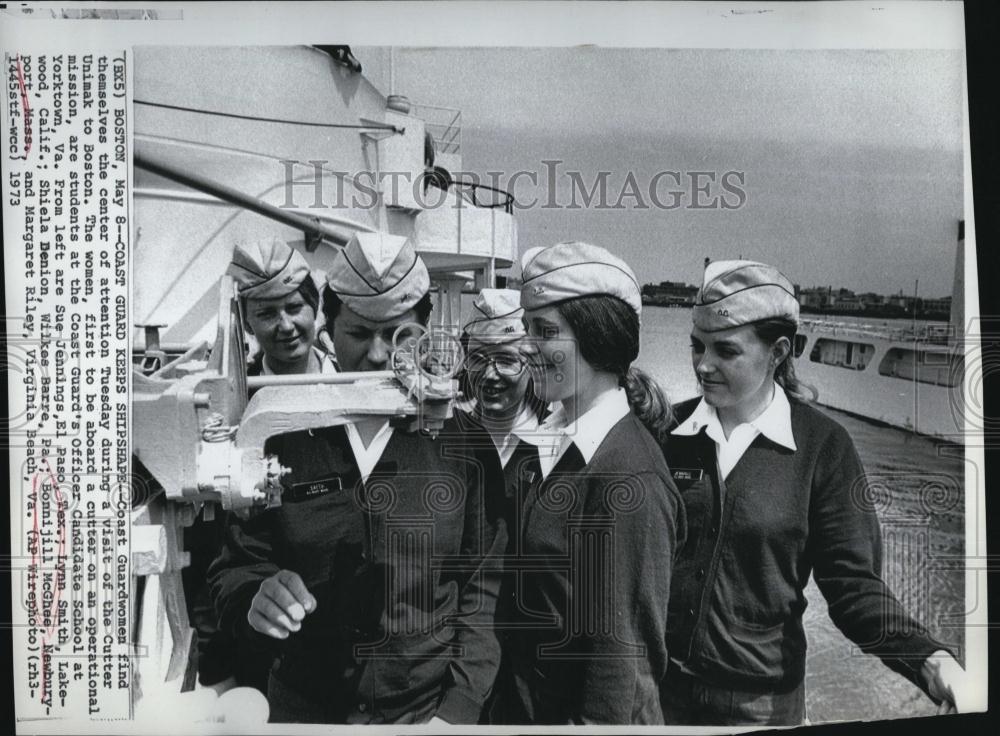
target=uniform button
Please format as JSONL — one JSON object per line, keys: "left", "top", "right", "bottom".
{"left": 695, "top": 568, "right": 705, "bottom": 581}
{"left": 358, "top": 703, "right": 367, "bottom": 713}
{"left": 710, "top": 526, "right": 718, "bottom": 534}
{"left": 687, "top": 607, "right": 695, "bottom": 616}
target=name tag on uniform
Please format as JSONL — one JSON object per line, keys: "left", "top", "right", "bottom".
{"left": 671, "top": 468, "right": 704, "bottom": 482}
{"left": 286, "top": 475, "right": 343, "bottom": 502}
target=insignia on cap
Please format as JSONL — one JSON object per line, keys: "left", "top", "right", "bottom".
{"left": 692, "top": 259, "right": 799, "bottom": 332}
{"left": 518, "top": 241, "right": 642, "bottom": 316}
{"left": 325, "top": 232, "right": 430, "bottom": 321}
{"left": 463, "top": 288, "right": 526, "bottom": 346}
{"left": 227, "top": 237, "right": 311, "bottom": 300}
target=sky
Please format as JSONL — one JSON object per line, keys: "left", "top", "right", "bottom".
{"left": 384, "top": 47, "right": 964, "bottom": 298}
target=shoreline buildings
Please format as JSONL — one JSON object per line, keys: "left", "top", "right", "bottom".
{"left": 642, "top": 280, "right": 952, "bottom": 321}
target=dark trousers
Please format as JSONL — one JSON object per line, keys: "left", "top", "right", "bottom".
{"left": 660, "top": 662, "right": 806, "bottom": 726}
{"left": 267, "top": 674, "right": 333, "bottom": 723}
{"left": 486, "top": 653, "right": 579, "bottom": 725}
{"left": 267, "top": 673, "right": 441, "bottom": 724}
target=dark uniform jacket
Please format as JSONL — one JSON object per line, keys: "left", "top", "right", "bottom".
{"left": 187, "top": 349, "right": 336, "bottom": 691}
{"left": 207, "top": 419, "right": 504, "bottom": 724}
{"left": 451, "top": 409, "right": 545, "bottom": 725}
{"left": 499, "top": 412, "right": 686, "bottom": 724}
{"left": 662, "top": 396, "right": 948, "bottom": 695}
{"left": 450, "top": 408, "right": 545, "bottom": 626}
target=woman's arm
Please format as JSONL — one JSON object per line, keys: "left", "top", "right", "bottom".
{"left": 808, "top": 424, "right": 954, "bottom": 695}
{"left": 207, "top": 510, "right": 285, "bottom": 642}
{"left": 573, "top": 470, "right": 684, "bottom": 725}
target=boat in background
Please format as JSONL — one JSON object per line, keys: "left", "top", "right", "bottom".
{"left": 794, "top": 221, "right": 966, "bottom": 441}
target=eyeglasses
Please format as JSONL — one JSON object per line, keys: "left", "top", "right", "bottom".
{"left": 465, "top": 353, "right": 526, "bottom": 377}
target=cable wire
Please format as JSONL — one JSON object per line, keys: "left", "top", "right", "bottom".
{"left": 134, "top": 99, "right": 403, "bottom": 134}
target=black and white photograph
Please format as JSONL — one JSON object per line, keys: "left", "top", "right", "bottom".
{"left": 3, "top": 2, "right": 993, "bottom": 733}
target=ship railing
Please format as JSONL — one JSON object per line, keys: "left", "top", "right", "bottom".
{"left": 450, "top": 174, "right": 515, "bottom": 214}
{"left": 411, "top": 102, "right": 462, "bottom": 155}
{"left": 409, "top": 103, "right": 515, "bottom": 213}
{"left": 799, "top": 318, "right": 955, "bottom": 344}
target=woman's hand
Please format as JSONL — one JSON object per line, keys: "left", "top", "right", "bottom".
{"left": 247, "top": 569, "right": 317, "bottom": 639}
{"left": 922, "top": 650, "right": 971, "bottom": 714}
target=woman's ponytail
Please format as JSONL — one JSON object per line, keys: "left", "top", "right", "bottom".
{"left": 556, "top": 295, "right": 673, "bottom": 443}
{"left": 621, "top": 366, "right": 673, "bottom": 444}
{"left": 751, "top": 318, "right": 819, "bottom": 403}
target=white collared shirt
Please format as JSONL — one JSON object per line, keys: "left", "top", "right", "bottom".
{"left": 486, "top": 403, "right": 545, "bottom": 469}
{"left": 290, "top": 350, "right": 391, "bottom": 483}
{"left": 671, "top": 382, "right": 797, "bottom": 480}
{"left": 536, "top": 388, "right": 631, "bottom": 480}
{"left": 344, "top": 420, "right": 395, "bottom": 484}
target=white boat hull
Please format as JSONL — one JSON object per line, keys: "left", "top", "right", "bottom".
{"left": 795, "top": 326, "right": 966, "bottom": 442}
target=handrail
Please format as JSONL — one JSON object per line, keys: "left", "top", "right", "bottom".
{"left": 411, "top": 103, "right": 462, "bottom": 155}
{"left": 450, "top": 176, "right": 514, "bottom": 214}
{"left": 799, "top": 318, "right": 956, "bottom": 345}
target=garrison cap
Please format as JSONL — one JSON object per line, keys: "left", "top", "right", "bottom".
{"left": 326, "top": 232, "right": 431, "bottom": 321}
{"left": 463, "top": 288, "right": 526, "bottom": 347}
{"left": 692, "top": 259, "right": 799, "bottom": 331}
{"left": 519, "top": 241, "right": 642, "bottom": 316}
{"left": 228, "top": 238, "right": 312, "bottom": 300}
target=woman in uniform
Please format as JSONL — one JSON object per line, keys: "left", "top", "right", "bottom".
{"left": 459, "top": 288, "right": 547, "bottom": 530}
{"left": 494, "top": 241, "right": 685, "bottom": 724}
{"left": 208, "top": 233, "right": 503, "bottom": 724}
{"left": 188, "top": 237, "right": 333, "bottom": 695}
{"left": 660, "top": 259, "right": 968, "bottom": 725}
{"left": 228, "top": 237, "right": 335, "bottom": 376}
{"left": 456, "top": 288, "right": 546, "bottom": 722}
